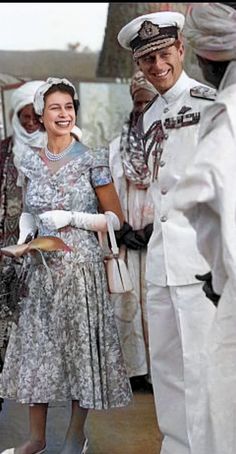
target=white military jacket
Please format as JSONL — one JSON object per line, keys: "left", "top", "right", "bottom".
{"left": 143, "top": 70, "right": 216, "bottom": 286}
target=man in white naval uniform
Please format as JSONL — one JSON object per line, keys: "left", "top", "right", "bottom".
{"left": 118, "top": 11, "right": 217, "bottom": 454}
{"left": 173, "top": 4, "right": 236, "bottom": 454}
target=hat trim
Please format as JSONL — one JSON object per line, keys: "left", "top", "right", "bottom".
{"left": 133, "top": 37, "right": 176, "bottom": 59}
{"left": 131, "top": 24, "right": 177, "bottom": 52}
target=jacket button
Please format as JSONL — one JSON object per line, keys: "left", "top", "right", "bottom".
{"left": 161, "top": 188, "right": 168, "bottom": 195}
{"left": 159, "top": 160, "right": 165, "bottom": 167}
{"left": 164, "top": 134, "right": 169, "bottom": 140}
{"left": 160, "top": 215, "right": 167, "bottom": 222}
{"left": 163, "top": 107, "right": 169, "bottom": 113}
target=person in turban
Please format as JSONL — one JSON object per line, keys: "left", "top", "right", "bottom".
{"left": 109, "top": 71, "right": 157, "bottom": 393}
{"left": 0, "top": 80, "right": 45, "bottom": 412}
{"left": 0, "top": 81, "right": 45, "bottom": 240}
{"left": 173, "top": 3, "right": 236, "bottom": 453}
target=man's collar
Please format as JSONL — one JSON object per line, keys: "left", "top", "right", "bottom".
{"left": 160, "top": 71, "right": 189, "bottom": 104}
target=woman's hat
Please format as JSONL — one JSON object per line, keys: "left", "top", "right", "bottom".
{"left": 34, "top": 77, "right": 79, "bottom": 115}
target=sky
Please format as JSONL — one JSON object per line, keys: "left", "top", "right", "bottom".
{"left": 0, "top": 3, "right": 109, "bottom": 52}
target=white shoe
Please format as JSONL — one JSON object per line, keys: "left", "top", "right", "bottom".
{"left": 1, "top": 449, "right": 46, "bottom": 454}
{"left": 81, "top": 439, "right": 88, "bottom": 454}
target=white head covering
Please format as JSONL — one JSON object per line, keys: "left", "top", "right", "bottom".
{"left": 34, "top": 77, "right": 79, "bottom": 115}
{"left": 184, "top": 3, "right": 236, "bottom": 61}
{"left": 118, "top": 11, "right": 185, "bottom": 59}
{"left": 11, "top": 80, "right": 45, "bottom": 185}
{"left": 11, "top": 80, "right": 45, "bottom": 147}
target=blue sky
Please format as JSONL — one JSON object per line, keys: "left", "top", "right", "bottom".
{"left": 0, "top": 3, "right": 109, "bottom": 51}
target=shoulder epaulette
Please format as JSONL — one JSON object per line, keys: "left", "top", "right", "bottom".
{"left": 190, "top": 85, "right": 216, "bottom": 101}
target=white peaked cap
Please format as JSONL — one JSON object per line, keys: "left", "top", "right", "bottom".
{"left": 118, "top": 11, "right": 185, "bottom": 59}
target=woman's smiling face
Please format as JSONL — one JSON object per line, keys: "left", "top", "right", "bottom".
{"left": 41, "top": 91, "right": 76, "bottom": 137}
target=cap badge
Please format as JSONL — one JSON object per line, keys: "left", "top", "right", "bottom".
{"left": 138, "top": 21, "right": 160, "bottom": 40}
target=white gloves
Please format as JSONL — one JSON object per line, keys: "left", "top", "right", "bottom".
{"left": 39, "top": 210, "right": 72, "bottom": 230}
{"left": 71, "top": 210, "right": 120, "bottom": 231}
{"left": 17, "top": 212, "right": 37, "bottom": 245}
{"left": 38, "top": 210, "right": 120, "bottom": 232}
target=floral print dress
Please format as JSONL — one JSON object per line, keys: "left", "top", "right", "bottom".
{"left": 0, "top": 141, "right": 132, "bottom": 409}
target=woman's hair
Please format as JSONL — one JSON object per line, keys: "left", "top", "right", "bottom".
{"left": 43, "top": 83, "right": 80, "bottom": 114}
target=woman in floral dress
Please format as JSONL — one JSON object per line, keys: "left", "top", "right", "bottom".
{"left": 0, "top": 78, "right": 132, "bottom": 454}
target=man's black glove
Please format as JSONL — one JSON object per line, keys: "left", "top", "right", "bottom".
{"left": 195, "top": 272, "right": 221, "bottom": 307}
{"left": 132, "top": 223, "right": 153, "bottom": 244}
{"left": 115, "top": 222, "right": 147, "bottom": 250}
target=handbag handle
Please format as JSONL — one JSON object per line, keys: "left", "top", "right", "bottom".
{"left": 105, "top": 213, "right": 119, "bottom": 257}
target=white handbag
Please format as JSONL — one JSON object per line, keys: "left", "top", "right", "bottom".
{"left": 100, "top": 214, "right": 133, "bottom": 294}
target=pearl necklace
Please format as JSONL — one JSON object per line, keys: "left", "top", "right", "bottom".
{"left": 45, "top": 138, "right": 75, "bottom": 161}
